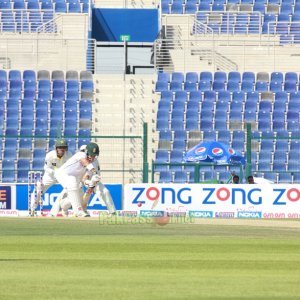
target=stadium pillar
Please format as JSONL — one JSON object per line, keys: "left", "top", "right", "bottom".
{"left": 143, "top": 122, "right": 149, "bottom": 183}
{"left": 245, "top": 123, "right": 252, "bottom": 179}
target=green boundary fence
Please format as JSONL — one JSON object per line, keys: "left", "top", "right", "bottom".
{"left": 1, "top": 123, "right": 150, "bottom": 183}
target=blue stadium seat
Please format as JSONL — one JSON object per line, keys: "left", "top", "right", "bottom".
{"left": 212, "top": 81, "right": 225, "bottom": 91}
{"left": 20, "top": 119, "right": 34, "bottom": 131}
{"left": 285, "top": 72, "right": 298, "bottom": 84}
{"left": 198, "top": 80, "right": 211, "bottom": 91}
{"left": 3, "top": 149, "right": 17, "bottom": 160}
{"left": 19, "top": 135, "right": 33, "bottom": 148}
{"left": 157, "top": 119, "right": 169, "bottom": 131}
{"left": 228, "top": 110, "right": 242, "bottom": 122}
{"left": 289, "top": 91, "right": 300, "bottom": 102}
{"left": 174, "top": 170, "right": 187, "bottom": 183}
{"left": 255, "top": 81, "right": 268, "bottom": 91}
{"left": 52, "top": 79, "right": 65, "bottom": 91}
{"left": 20, "top": 128, "right": 33, "bottom": 137}
{"left": 214, "top": 71, "right": 227, "bottom": 83}
{"left": 63, "top": 128, "right": 77, "bottom": 139}
{"left": 41, "top": 1, "right": 53, "bottom": 9}
{"left": 0, "top": 80, "right": 7, "bottom": 98}
{"left": 232, "top": 91, "right": 245, "bottom": 102}
{"left": 216, "top": 129, "right": 231, "bottom": 143}
{"left": 0, "top": 70, "right": 7, "bottom": 81}
{"left": 200, "top": 71, "right": 213, "bottom": 82}
{"left": 34, "top": 128, "right": 47, "bottom": 139}
{"left": 189, "top": 91, "right": 202, "bottom": 102}
{"left": 228, "top": 71, "right": 241, "bottom": 83}
{"left": 66, "top": 89, "right": 79, "bottom": 101}
{"left": 160, "top": 91, "right": 173, "bottom": 104}
{"left": 82, "top": 2, "right": 89, "bottom": 13}
{"left": 67, "top": 80, "right": 79, "bottom": 91}
{"left": 64, "top": 99, "right": 77, "bottom": 111}
{"left": 55, "top": 2, "right": 67, "bottom": 12}
{"left": 257, "top": 161, "right": 271, "bottom": 172}
{"left": 174, "top": 129, "right": 187, "bottom": 141}
{"left": 52, "top": 89, "right": 64, "bottom": 100}
{"left": 269, "top": 81, "right": 282, "bottom": 92}
{"left": 171, "top": 119, "right": 184, "bottom": 131}
{"left": 185, "top": 1, "right": 197, "bottom": 13}
{"left": 17, "top": 158, "right": 31, "bottom": 170}
{"left": 154, "top": 149, "right": 169, "bottom": 171}
{"left": 170, "top": 81, "right": 182, "bottom": 91}
{"left": 157, "top": 72, "right": 170, "bottom": 83}
{"left": 78, "top": 128, "right": 90, "bottom": 137}
{"left": 2, "top": 170, "right": 15, "bottom": 183}
{"left": 35, "top": 118, "right": 48, "bottom": 130}
{"left": 277, "top": 173, "right": 292, "bottom": 183}
{"left": 186, "top": 71, "right": 198, "bottom": 83}
{"left": 242, "top": 71, "right": 255, "bottom": 83}
{"left": 159, "top": 129, "right": 172, "bottom": 142}
{"left": 6, "top": 118, "right": 20, "bottom": 130}
{"left": 184, "top": 82, "right": 197, "bottom": 91}
{"left": 241, "top": 81, "right": 254, "bottom": 92}
{"left": 272, "top": 120, "right": 286, "bottom": 132}
{"left": 229, "top": 100, "right": 243, "bottom": 112}
{"left": 33, "top": 148, "right": 46, "bottom": 159}
{"left": 155, "top": 81, "right": 169, "bottom": 92}
{"left": 14, "top": 0, "right": 26, "bottom": 9}
{"left": 171, "top": 1, "right": 184, "bottom": 13}
{"left": 227, "top": 81, "right": 240, "bottom": 92}
{"left": 273, "top": 151, "right": 287, "bottom": 163}
{"left": 186, "top": 119, "right": 199, "bottom": 131}
{"left": 9, "top": 70, "right": 21, "bottom": 81}
{"left": 17, "top": 170, "right": 30, "bottom": 182}
{"left": 158, "top": 171, "right": 172, "bottom": 183}
{"left": 170, "top": 150, "right": 184, "bottom": 171}
{"left": 284, "top": 81, "right": 297, "bottom": 92}
{"left": 273, "top": 161, "right": 286, "bottom": 171}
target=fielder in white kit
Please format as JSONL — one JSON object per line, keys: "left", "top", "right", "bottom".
{"left": 29, "top": 139, "right": 72, "bottom": 216}
{"left": 54, "top": 142, "right": 102, "bottom": 217}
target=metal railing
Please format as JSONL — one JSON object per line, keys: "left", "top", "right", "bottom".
{"left": 194, "top": 11, "right": 263, "bottom": 36}
{"left": 0, "top": 9, "right": 55, "bottom": 34}
{"left": 94, "top": 0, "right": 159, "bottom": 8}
{"left": 153, "top": 36, "right": 300, "bottom": 73}
{"left": 267, "top": 21, "right": 300, "bottom": 44}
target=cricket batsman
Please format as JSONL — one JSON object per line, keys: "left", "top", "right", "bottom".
{"left": 54, "top": 142, "right": 102, "bottom": 217}
{"left": 29, "top": 139, "right": 72, "bottom": 216}
{"left": 50, "top": 145, "right": 116, "bottom": 217}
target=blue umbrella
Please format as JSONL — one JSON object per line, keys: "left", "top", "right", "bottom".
{"left": 183, "top": 141, "right": 245, "bottom": 165}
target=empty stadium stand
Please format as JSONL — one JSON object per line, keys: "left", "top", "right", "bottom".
{"left": 0, "top": 69, "right": 93, "bottom": 182}
{"left": 153, "top": 70, "right": 300, "bottom": 183}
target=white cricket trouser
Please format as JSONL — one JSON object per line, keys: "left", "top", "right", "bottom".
{"left": 55, "top": 171, "right": 84, "bottom": 214}
{"left": 60, "top": 182, "right": 116, "bottom": 214}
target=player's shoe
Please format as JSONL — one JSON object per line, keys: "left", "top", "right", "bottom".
{"left": 75, "top": 211, "right": 90, "bottom": 217}
{"left": 61, "top": 210, "right": 69, "bottom": 217}
{"left": 83, "top": 209, "right": 90, "bottom": 217}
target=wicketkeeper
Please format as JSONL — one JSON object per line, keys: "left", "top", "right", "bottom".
{"left": 29, "top": 139, "right": 72, "bottom": 216}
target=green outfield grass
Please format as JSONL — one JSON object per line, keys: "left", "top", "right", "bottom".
{"left": 1, "top": 218, "right": 300, "bottom": 300}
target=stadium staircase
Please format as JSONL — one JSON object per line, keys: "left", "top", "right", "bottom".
{"left": 93, "top": 74, "right": 157, "bottom": 184}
